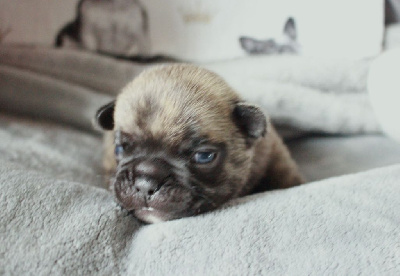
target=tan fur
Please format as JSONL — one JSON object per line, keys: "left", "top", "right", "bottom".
{"left": 103, "top": 131, "right": 117, "bottom": 177}
{"left": 102, "top": 64, "right": 303, "bottom": 197}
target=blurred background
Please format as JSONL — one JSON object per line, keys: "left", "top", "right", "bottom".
{"left": 0, "top": 0, "right": 393, "bottom": 59}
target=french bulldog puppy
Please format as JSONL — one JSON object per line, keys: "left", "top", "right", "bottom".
{"left": 95, "top": 64, "right": 304, "bottom": 223}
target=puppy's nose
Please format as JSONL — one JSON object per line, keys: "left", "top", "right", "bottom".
{"left": 134, "top": 159, "right": 171, "bottom": 196}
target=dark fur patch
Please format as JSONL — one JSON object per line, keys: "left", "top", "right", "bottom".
{"left": 135, "top": 97, "right": 158, "bottom": 130}
{"left": 233, "top": 103, "right": 267, "bottom": 140}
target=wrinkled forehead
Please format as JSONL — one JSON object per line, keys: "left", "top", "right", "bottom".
{"left": 114, "top": 88, "right": 233, "bottom": 148}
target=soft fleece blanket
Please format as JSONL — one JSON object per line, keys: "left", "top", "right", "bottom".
{"left": 0, "top": 114, "right": 399, "bottom": 275}
{"left": 0, "top": 45, "right": 381, "bottom": 136}
{"left": 1, "top": 46, "right": 400, "bottom": 275}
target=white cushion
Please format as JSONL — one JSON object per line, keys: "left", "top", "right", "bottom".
{"left": 368, "top": 48, "right": 400, "bottom": 143}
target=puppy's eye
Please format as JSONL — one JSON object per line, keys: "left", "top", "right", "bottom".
{"left": 192, "top": 151, "right": 217, "bottom": 164}
{"left": 115, "top": 145, "right": 124, "bottom": 156}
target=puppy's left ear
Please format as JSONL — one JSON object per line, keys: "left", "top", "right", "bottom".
{"left": 94, "top": 100, "right": 115, "bottom": 131}
{"left": 233, "top": 102, "right": 268, "bottom": 144}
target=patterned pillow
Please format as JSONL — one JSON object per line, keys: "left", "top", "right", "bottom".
{"left": 0, "top": 0, "right": 384, "bottom": 62}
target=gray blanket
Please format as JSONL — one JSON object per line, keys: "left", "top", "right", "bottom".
{"left": 204, "top": 57, "right": 380, "bottom": 134}
{"left": 1, "top": 46, "right": 400, "bottom": 275}
{"left": 1, "top": 114, "right": 399, "bottom": 275}
{"left": 0, "top": 45, "right": 381, "bottom": 136}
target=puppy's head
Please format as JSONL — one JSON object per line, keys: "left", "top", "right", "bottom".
{"left": 95, "top": 64, "right": 267, "bottom": 223}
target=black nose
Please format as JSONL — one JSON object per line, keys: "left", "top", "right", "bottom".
{"left": 133, "top": 159, "right": 171, "bottom": 196}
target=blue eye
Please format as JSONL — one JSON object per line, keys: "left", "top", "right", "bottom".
{"left": 115, "top": 145, "right": 124, "bottom": 156}
{"left": 193, "top": 151, "right": 217, "bottom": 164}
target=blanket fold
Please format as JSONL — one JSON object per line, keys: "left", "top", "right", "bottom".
{"left": 0, "top": 64, "right": 112, "bottom": 132}
{"left": 0, "top": 45, "right": 381, "bottom": 135}
{"left": 1, "top": 158, "right": 399, "bottom": 275}
{"left": 0, "top": 114, "right": 399, "bottom": 275}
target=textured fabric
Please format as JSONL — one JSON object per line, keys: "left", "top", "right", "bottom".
{"left": 0, "top": 114, "right": 400, "bottom": 275}
{"left": 368, "top": 48, "right": 400, "bottom": 142}
{"left": 0, "top": 45, "right": 382, "bottom": 135}
{"left": 1, "top": 46, "right": 400, "bottom": 275}
{"left": 288, "top": 134, "right": 400, "bottom": 181}
{"left": 204, "top": 56, "right": 381, "bottom": 134}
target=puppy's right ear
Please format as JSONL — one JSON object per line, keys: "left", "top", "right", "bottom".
{"left": 94, "top": 100, "right": 115, "bottom": 131}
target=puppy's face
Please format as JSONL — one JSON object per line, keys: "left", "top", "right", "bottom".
{"left": 96, "top": 65, "right": 267, "bottom": 223}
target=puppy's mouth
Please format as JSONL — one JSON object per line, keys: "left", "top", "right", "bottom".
{"left": 113, "top": 176, "right": 209, "bottom": 223}
{"left": 133, "top": 207, "right": 167, "bottom": 224}
{"left": 132, "top": 207, "right": 186, "bottom": 224}
{"left": 130, "top": 196, "right": 207, "bottom": 224}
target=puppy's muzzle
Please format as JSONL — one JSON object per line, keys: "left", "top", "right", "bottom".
{"left": 114, "top": 158, "right": 172, "bottom": 210}
{"left": 134, "top": 159, "right": 171, "bottom": 196}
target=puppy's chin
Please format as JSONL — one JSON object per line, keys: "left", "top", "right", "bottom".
{"left": 133, "top": 206, "right": 201, "bottom": 224}
{"left": 133, "top": 208, "right": 170, "bottom": 224}
{"left": 130, "top": 201, "right": 208, "bottom": 224}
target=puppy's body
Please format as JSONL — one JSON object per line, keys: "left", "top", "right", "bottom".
{"left": 97, "top": 64, "right": 303, "bottom": 223}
